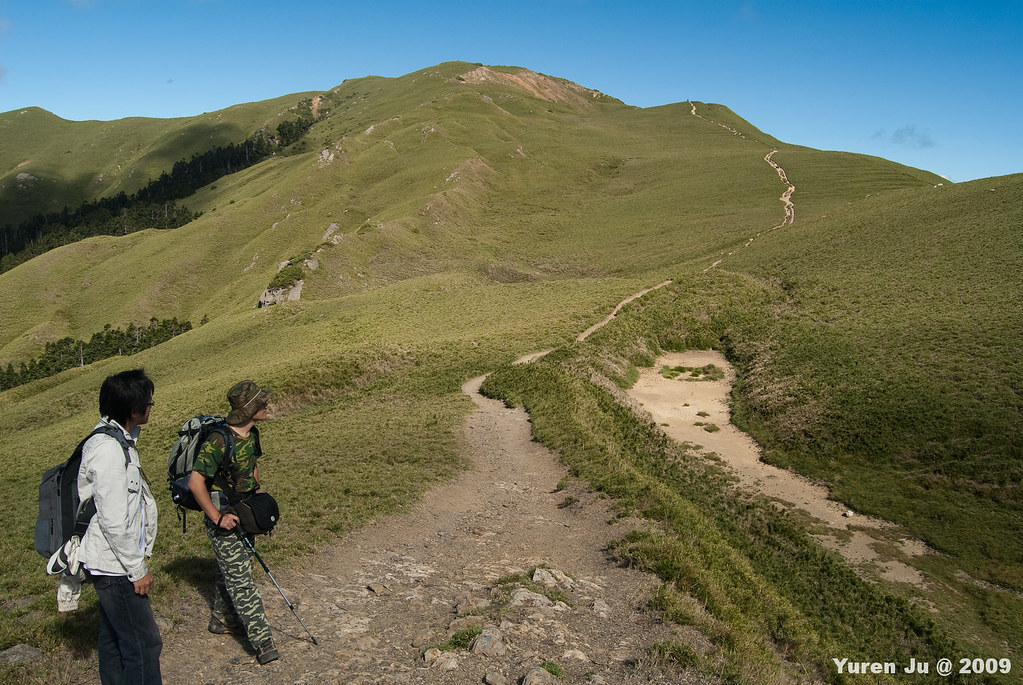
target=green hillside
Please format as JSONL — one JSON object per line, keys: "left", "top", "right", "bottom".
{"left": 2, "top": 61, "right": 1018, "bottom": 682}
{"left": 482, "top": 173, "right": 1021, "bottom": 680}
{"left": 726, "top": 174, "right": 1023, "bottom": 585}
{"left": 0, "top": 93, "right": 318, "bottom": 228}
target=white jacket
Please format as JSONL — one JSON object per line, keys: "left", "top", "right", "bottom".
{"left": 77, "top": 418, "right": 158, "bottom": 582}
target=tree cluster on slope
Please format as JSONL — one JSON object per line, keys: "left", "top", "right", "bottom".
{"left": 0, "top": 317, "right": 192, "bottom": 391}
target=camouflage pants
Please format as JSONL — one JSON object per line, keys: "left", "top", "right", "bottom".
{"left": 204, "top": 517, "right": 272, "bottom": 647}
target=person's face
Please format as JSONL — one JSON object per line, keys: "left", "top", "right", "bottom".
{"left": 130, "top": 398, "right": 154, "bottom": 427}
{"left": 252, "top": 404, "right": 269, "bottom": 421}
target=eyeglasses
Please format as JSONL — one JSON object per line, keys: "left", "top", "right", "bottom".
{"left": 146, "top": 401, "right": 155, "bottom": 407}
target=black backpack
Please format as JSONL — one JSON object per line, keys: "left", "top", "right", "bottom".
{"left": 35, "top": 425, "right": 131, "bottom": 558}
{"left": 166, "top": 416, "right": 260, "bottom": 531}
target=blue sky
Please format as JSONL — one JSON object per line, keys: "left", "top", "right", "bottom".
{"left": 1, "top": 0, "right": 1020, "bottom": 183}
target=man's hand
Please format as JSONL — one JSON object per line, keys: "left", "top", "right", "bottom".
{"left": 188, "top": 470, "right": 237, "bottom": 530}
{"left": 134, "top": 572, "right": 154, "bottom": 596}
{"left": 218, "top": 512, "right": 240, "bottom": 530}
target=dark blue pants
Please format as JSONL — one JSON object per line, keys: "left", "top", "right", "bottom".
{"left": 92, "top": 575, "right": 163, "bottom": 685}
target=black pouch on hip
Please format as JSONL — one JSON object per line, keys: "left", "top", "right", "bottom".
{"left": 230, "top": 492, "right": 279, "bottom": 535}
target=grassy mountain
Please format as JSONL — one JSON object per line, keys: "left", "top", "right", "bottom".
{"left": 2, "top": 61, "right": 1019, "bottom": 682}
{"left": 0, "top": 93, "right": 318, "bottom": 228}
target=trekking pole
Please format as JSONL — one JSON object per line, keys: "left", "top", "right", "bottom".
{"left": 236, "top": 530, "right": 318, "bottom": 645}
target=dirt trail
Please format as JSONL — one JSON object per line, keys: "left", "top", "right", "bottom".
{"left": 764, "top": 150, "right": 795, "bottom": 229}
{"left": 688, "top": 103, "right": 795, "bottom": 272}
{"left": 155, "top": 365, "right": 709, "bottom": 685}
{"left": 678, "top": 107, "right": 927, "bottom": 581}
{"left": 136, "top": 283, "right": 924, "bottom": 685}
{"left": 152, "top": 295, "right": 928, "bottom": 685}
{"left": 576, "top": 279, "right": 673, "bottom": 342}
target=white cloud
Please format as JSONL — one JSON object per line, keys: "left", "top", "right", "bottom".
{"left": 872, "top": 125, "right": 935, "bottom": 149}
{"left": 739, "top": 2, "right": 759, "bottom": 21}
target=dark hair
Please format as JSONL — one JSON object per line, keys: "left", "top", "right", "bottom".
{"left": 99, "top": 369, "right": 154, "bottom": 427}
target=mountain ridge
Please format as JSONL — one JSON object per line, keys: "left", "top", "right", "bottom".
{"left": 0, "top": 91, "right": 320, "bottom": 227}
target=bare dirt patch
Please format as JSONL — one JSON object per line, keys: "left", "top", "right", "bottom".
{"left": 456, "top": 66, "right": 605, "bottom": 107}
{"left": 628, "top": 351, "right": 928, "bottom": 587}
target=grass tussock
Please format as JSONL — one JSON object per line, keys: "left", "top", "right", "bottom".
{"left": 432, "top": 625, "right": 483, "bottom": 652}
{"left": 660, "top": 363, "right": 724, "bottom": 381}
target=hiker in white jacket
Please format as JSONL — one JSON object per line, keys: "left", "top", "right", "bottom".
{"left": 78, "top": 369, "right": 162, "bottom": 685}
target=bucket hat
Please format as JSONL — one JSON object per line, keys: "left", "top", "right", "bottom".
{"left": 225, "top": 380, "right": 272, "bottom": 425}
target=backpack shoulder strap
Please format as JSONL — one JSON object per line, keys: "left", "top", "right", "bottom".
{"left": 251, "top": 424, "right": 262, "bottom": 458}
{"left": 74, "top": 425, "right": 133, "bottom": 534}
{"left": 86, "top": 425, "right": 132, "bottom": 468}
{"left": 208, "top": 423, "right": 235, "bottom": 468}
{"left": 205, "top": 423, "right": 237, "bottom": 500}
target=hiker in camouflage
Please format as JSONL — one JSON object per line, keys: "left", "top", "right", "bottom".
{"left": 186, "top": 380, "right": 279, "bottom": 665}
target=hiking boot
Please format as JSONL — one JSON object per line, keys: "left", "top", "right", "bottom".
{"left": 256, "top": 638, "right": 279, "bottom": 665}
{"left": 207, "top": 615, "right": 242, "bottom": 635}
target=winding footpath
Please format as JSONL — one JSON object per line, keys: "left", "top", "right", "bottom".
{"left": 153, "top": 284, "right": 927, "bottom": 685}
{"left": 576, "top": 279, "right": 674, "bottom": 342}
{"left": 689, "top": 102, "right": 796, "bottom": 272}
{"left": 684, "top": 104, "right": 926, "bottom": 580}
{"left": 764, "top": 149, "right": 796, "bottom": 230}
